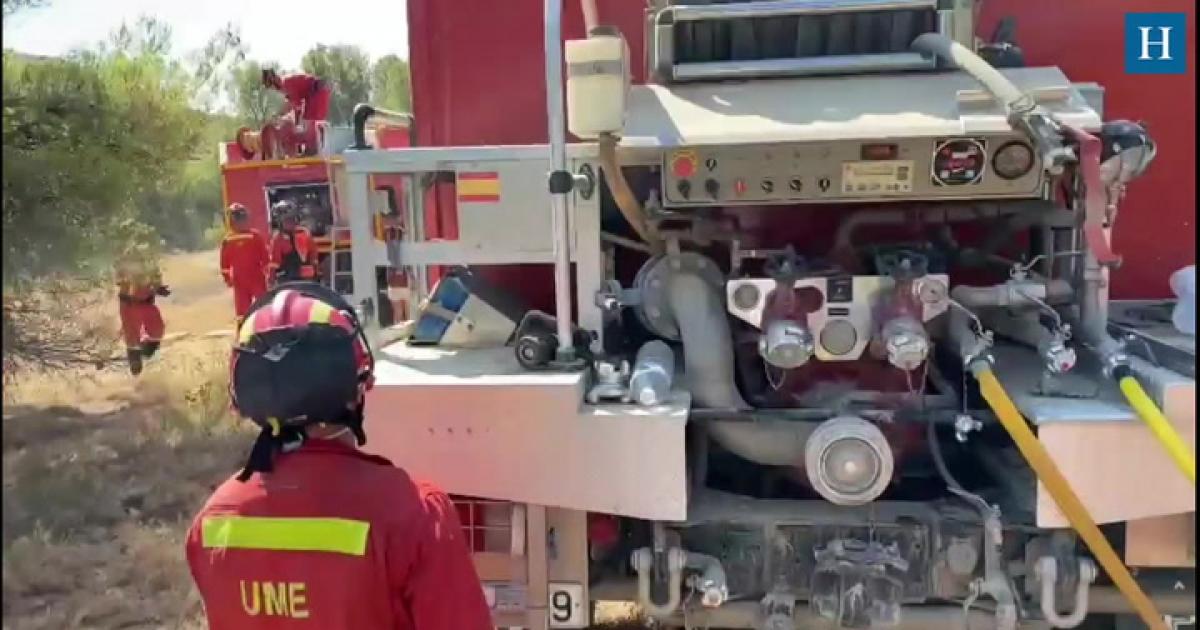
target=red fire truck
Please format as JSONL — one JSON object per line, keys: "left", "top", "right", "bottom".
{"left": 218, "top": 119, "right": 415, "bottom": 323}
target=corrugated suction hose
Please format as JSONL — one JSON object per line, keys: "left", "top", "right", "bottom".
{"left": 1114, "top": 368, "right": 1196, "bottom": 484}
{"left": 970, "top": 364, "right": 1168, "bottom": 630}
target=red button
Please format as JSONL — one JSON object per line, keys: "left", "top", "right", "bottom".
{"left": 734, "top": 179, "right": 747, "bottom": 195}
{"left": 672, "top": 155, "right": 696, "bottom": 178}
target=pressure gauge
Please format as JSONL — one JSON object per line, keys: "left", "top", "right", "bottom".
{"left": 932, "top": 139, "right": 986, "bottom": 186}
{"left": 915, "top": 278, "right": 948, "bottom": 306}
{"left": 993, "top": 141, "right": 1035, "bottom": 180}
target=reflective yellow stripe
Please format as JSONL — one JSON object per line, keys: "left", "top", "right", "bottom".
{"left": 201, "top": 516, "right": 370, "bottom": 556}
{"left": 238, "top": 313, "right": 258, "bottom": 345}
{"left": 309, "top": 300, "right": 333, "bottom": 324}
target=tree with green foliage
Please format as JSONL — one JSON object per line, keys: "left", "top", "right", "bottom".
{"left": 190, "top": 23, "right": 247, "bottom": 113}
{"left": 371, "top": 54, "right": 411, "bottom": 113}
{"left": 300, "top": 44, "right": 371, "bottom": 126}
{"left": 230, "top": 59, "right": 284, "bottom": 128}
{"left": 2, "top": 17, "right": 207, "bottom": 281}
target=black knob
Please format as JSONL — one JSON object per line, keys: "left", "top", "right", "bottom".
{"left": 789, "top": 178, "right": 802, "bottom": 192}
{"left": 678, "top": 179, "right": 692, "bottom": 199}
{"left": 704, "top": 178, "right": 720, "bottom": 199}
{"left": 761, "top": 179, "right": 774, "bottom": 193}
{"left": 818, "top": 177, "right": 831, "bottom": 192}
{"left": 705, "top": 158, "right": 718, "bottom": 171}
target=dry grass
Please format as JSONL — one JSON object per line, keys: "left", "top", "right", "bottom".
{"left": 2, "top": 340, "right": 249, "bottom": 629}
{"left": 2, "top": 250, "right": 648, "bottom": 630}
{"left": 3, "top": 251, "right": 246, "bottom": 630}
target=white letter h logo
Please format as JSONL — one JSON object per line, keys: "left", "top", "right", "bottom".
{"left": 1138, "top": 26, "right": 1173, "bottom": 61}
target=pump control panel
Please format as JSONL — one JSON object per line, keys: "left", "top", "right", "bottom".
{"left": 662, "top": 135, "right": 1042, "bottom": 207}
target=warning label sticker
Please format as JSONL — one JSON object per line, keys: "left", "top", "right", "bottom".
{"left": 841, "top": 160, "right": 914, "bottom": 195}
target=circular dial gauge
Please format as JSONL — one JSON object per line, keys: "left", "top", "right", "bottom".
{"left": 932, "top": 139, "right": 986, "bottom": 186}
{"left": 993, "top": 141, "right": 1035, "bottom": 180}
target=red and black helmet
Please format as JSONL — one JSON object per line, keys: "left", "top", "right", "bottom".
{"left": 227, "top": 203, "right": 248, "bottom": 222}
{"left": 230, "top": 282, "right": 374, "bottom": 480}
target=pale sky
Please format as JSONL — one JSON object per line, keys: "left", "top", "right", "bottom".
{"left": 3, "top": 0, "right": 409, "bottom": 67}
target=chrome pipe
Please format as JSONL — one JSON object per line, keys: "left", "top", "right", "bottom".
{"left": 544, "top": 0, "right": 575, "bottom": 360}
{"left": 673, "top": 53, "right": 935, "bottom": 81}
{"left": 670, "top": 0, "right": 935, "bottom": 21}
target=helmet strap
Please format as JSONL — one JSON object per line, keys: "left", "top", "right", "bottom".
{"left": 236, "top": 423, "right": 306, "bottom": 482}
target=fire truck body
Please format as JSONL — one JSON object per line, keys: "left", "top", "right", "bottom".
{"left": 224, "top": 1, "right": 1196, "bottom": 628}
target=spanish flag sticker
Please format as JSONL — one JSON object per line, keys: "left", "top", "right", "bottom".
{"left": 457, "top": 172, "right": 501, "bottom": 203}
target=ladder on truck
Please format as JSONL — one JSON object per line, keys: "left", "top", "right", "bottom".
{"left": 327, "top": 226, "right": 354, "bottom": 297}
{"left": 321, "top": 132, "right": 355, "bottom": 301}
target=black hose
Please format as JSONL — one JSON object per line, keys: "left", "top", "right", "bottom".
{"left": 351, "top": 103, "right": 377, "bottom": 150}
{"left": 928, "top": 413, "right": 995, "bottom": 517}
{"left": 351, "top": 103, "right": 416, "bottom": 150}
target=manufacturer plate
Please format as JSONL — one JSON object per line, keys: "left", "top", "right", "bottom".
{"left": 482, "top": 582, "right": 526, "bottom": 613}
{"left": 481, "top": 581, "right": 587, "bottom": 628}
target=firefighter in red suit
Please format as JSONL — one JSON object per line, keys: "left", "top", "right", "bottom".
{"left": 262, "top": 68, "right": 331, "bottom": 156}
{"left": 220, "top": 203, "right": 269, "bottom": 325}
{"left": 185, "top": 284, "right": 492, "bottom": 630}
{"left": 269, "top": 201, "right": 319, "bottom": 284}
{"left": 114, "top": 245, "right": 169, "bottom": 376}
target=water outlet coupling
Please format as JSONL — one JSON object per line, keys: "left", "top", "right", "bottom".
{"left": 881, "top": 315, "right": 930, "bottom": 371}
{"left": 759, "top": 319, "right": 814, "bottom": 370}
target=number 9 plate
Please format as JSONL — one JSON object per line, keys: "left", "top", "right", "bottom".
{"left": 549, "top": 582, "right": 586, "bottom": 628}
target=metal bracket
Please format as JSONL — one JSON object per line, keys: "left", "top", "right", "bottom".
{"left": 760, "top": 588, "right": 797, "bottom": 630}
{"left": 594, "top": 280, "right": 643, "bottom": 312}
{"left": 575, "top": 163, "right": 596, "bottom": 200}
{"left": 586, "top": 360, "right": 632, "bottom": 404}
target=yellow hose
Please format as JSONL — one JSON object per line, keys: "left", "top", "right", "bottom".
{"left": 1118, "top": 375, "right": 1196, "bottom": 484}
{"left": 973, "top": 366, "right": 1168, "bottom": 630}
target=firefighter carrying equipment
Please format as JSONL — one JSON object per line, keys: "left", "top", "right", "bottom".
{"left": 263, "top": 70, "right": 331, "bottom": 156}
{"left": 229, "top": 283, "right": 374, "bottom": 481}
{"left": 221, "top": 228, "right": 270, "bottom": 319}
{"left": 970, "top": 362, "right": 1169, "bottom": 630}
{"left": 184, "top": 439, "right": 495, "bottom": 630}
{"left": 115, "top": 252, "right": 168, "bottom": 376}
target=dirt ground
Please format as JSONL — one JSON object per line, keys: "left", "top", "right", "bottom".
{"left": 1, "top": 251, "right": 642, "bottom": 629}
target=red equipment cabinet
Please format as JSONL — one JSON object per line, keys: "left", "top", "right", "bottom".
{"left": 407, "top": 0, "right": 1196, "bottom": 301}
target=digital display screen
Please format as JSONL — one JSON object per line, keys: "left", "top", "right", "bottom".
{"left": 860, "top": 143, "right": 899, "bottom": 160}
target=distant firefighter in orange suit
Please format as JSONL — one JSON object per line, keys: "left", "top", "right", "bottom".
{"left": 220, "top": 203, "right": 270, "bottom": 325}
{"left": 114, "top": 244, "right": 169, "bottom": 376}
